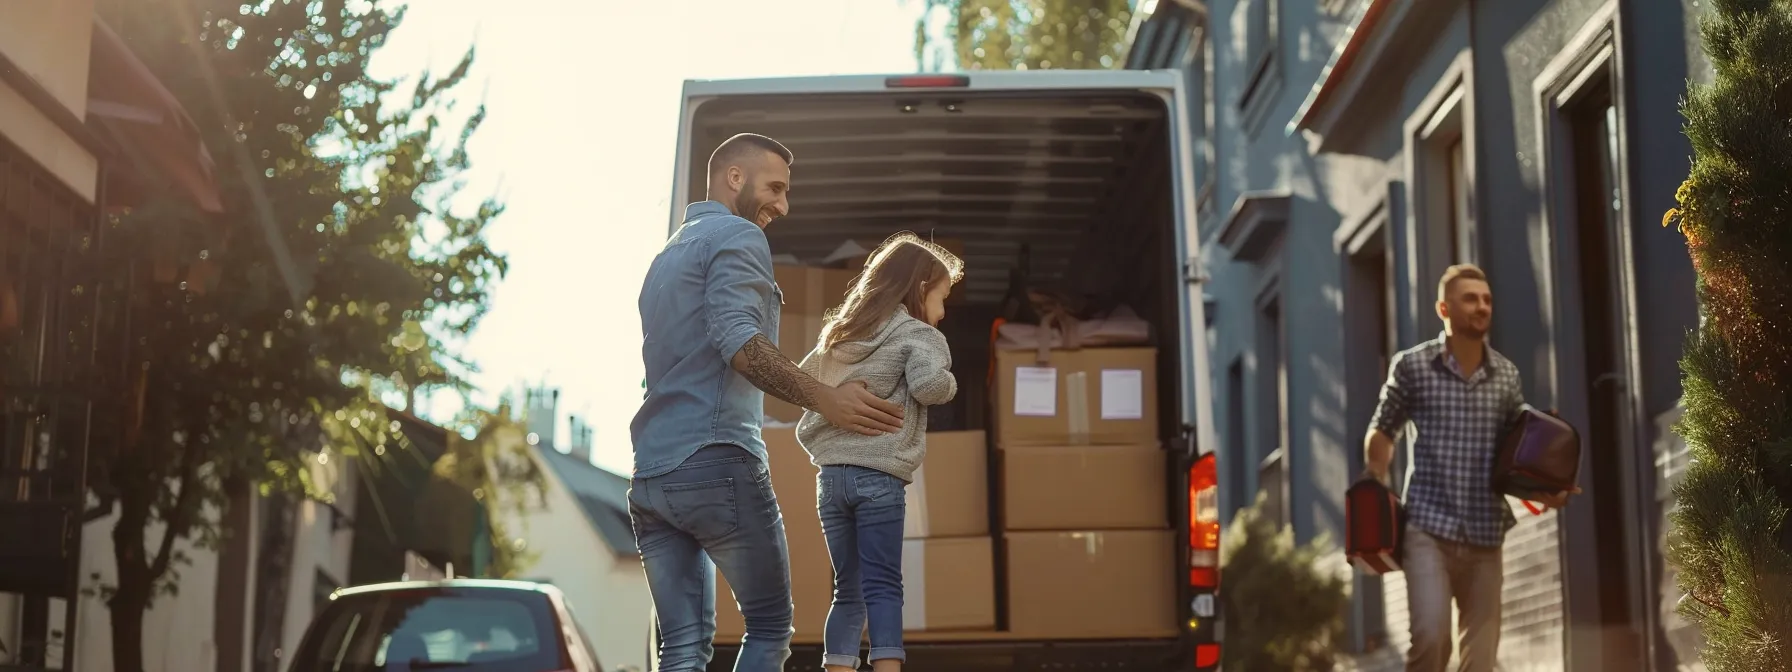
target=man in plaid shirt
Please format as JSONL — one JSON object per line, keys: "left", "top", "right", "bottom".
{"left": 1365, "top": 264, "right": 1578, "bottom": 672}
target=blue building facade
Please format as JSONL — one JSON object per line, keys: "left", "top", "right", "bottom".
{"left": 1129, "top": 0, "right": 1708, "bottom": 669}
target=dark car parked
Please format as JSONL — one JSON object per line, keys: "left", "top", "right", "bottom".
{"left": 287, "top": 579, "right": 604, "bottom": 672}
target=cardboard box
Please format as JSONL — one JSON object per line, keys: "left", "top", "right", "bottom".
{"left": 1005, "top": 530, "right": 1179, "bottom": 639}
{"left": 715, "top": 430, "right": 997, "bottom": 642}
{"left": 765, "top": 265, "right": 857, "bottom": 423}
{"left": 999, "top": 443, "right": 1168, "bottom": 531}
{"left": 992, "top": 347, "right": 1159, "bottom": 446}
{"left": 902, "top": 537, "right": 997, "bottom": 631}
{"left": 905, "top": 431, "right": 990, "bottom": 539}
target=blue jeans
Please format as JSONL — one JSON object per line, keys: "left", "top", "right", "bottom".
{"left": 817, "top": 465, "right": 908, "bottom": 668}
{"left": 630, "top": 445, "right": 793, "bottom": 671}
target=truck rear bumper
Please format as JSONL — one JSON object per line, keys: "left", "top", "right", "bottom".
{"left": 706, "top": 638, "right": 1206, "bottom": 671}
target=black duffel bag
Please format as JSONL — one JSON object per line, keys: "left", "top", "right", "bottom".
{"left": 1493, "top": 404, "right": 1582, "bottom": 515}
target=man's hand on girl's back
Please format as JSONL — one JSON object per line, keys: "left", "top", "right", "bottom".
{"left": 818, "top": 380, "right": 905, "bottom": 436}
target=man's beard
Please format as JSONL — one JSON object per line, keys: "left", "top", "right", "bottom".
{"left": 1453, "top": 317, "right": 1490, "bottom": 339}
{"left": 733, "top": 189, "right": 769, "bottom": 225}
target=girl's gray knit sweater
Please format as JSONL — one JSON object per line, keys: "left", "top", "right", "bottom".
{"left": 795, "top": 306, "right": 957, "bottom": 482}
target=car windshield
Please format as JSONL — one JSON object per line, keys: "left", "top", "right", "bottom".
{"left": 287, "top": 587, "right": 568, "bottom": 672}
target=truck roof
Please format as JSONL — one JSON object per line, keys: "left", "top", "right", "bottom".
{"left": 681, "top": 70, "right": 1183, "bottom": 98}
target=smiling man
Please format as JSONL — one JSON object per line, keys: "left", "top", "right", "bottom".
{"left": 630, "top": 132, "right": 907, "bottom": 672}
{"left": 1362, "top": 263, "right": 1576, "bottom": 672}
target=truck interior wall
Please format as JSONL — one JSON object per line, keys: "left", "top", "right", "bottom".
{"left": 1063, "top": 123, "right": 1185, "bottom": 447}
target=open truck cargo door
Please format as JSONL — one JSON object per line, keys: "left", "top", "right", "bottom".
{"left": 653, "top": 70, "right": 1219, "bottom": 671}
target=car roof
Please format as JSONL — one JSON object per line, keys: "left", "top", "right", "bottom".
{"left": 330, "top": 578, "right": 565, "bottom": 601}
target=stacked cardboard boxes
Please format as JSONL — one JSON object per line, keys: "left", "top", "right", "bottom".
{"left": 898, "top": 430, "right": 997, "bottom": 633}
{"left": 764, "top": 265, "right": 855, "bottom": 423}
{"left": 714, "top": 429, "right": 997, "bottom": 643}
{"left": 992, "top": 346, "right": 1180, "bottom": 639}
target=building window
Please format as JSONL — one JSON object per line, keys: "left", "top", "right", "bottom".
{"left": 1239, "top": 0, "right": 1281, "bottom": 129}
{"left": 1405, "top": 53, "right": 1476, "bottom": 309}
{"left": 1447, "top": 137, "right": 1476, "bottom": 263}
{"left": 1255, "top": 287, "right": 1288, "bottom": 526}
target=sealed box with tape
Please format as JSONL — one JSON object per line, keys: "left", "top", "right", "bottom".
{"left": 1004, "top": 530, "right": 1178, "bottom": 639}
{"left": 991, "top": 346, "right": 1158, "bottom": 447}
{"left": 998, "top": 443, "right": 1167, "bottom": 531}
{"left": 903, "top": 430, "right": 989, "bottom": 539}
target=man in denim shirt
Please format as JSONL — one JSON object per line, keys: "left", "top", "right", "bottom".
{"left": 633, "top": 133, "right": 906, "bottom": 672}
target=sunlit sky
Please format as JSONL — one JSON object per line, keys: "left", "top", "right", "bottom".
{"left": 369, "top": 1, "right": 933, "bottom": 474}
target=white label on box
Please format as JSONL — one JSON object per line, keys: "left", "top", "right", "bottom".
{"left": 1100, "top": 369, "right": 1145, "bottom": 420}
{"left": 1013, "top": 366, "right": 1058, "bottom": 417}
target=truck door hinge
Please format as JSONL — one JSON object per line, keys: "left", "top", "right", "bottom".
{"left": 1169, "top": 423, "right": 1199, "bottom": 461}
{"left": 1183, "top": 256, "right": 1209, "bottom": 285}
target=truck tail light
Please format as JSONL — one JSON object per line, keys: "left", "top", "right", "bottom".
{"left": 1195, "top": 643, "right": 1221, "bottom": 668}
{"left": 1189, "top": 453, "right": 1220, "bottom": 588}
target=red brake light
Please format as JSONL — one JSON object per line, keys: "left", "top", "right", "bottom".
{"left": 1195, "top": 643, "right": 1221, "bottom": 668}
{"left": 1189, "top": 453, "right": 1220, "bottom": 588}
{"left": 885, "top": 75, "right": 971, "bottom": 88}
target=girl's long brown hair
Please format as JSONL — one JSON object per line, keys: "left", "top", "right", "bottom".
{"left": 818, "top": 232, "right": 965, "bottom": 351}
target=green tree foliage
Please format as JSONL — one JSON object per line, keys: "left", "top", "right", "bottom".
{"left": 89, "top": 1, "right": 511, "bottom": 669}
{"left": 1662, "top": 1, "right": 1792, "bottom": 668}
{"left": 428, "top": 403, "right": 547, "bottom": 579}
{"left": 913, "top": 0, "right": 1134, "bottom": 71}
{"left": 1218, "top": 493, "right": 1350, "bottom": 671}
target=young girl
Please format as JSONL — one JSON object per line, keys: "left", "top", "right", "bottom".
{"left": 797, "top": 232, "right": 963, "bottom": 672}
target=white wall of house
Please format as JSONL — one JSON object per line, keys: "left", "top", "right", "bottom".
{"left": 0, "top": 453, "right": 363, "bottom": 671}
{"left": 279, "top": 454, "right": 359, "bottom": 665}
{"left": 67, "top": 503, "right": 227, "bottom": 672}
{"left": 512, "top": 456, "right": 651, "bottom": 672}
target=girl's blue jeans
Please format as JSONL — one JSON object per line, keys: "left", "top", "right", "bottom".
{"left": 815, "top": 464, "right": 908, "bottom": 668}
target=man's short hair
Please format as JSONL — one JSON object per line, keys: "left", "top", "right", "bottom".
{"left": 1438, "top": 263, "right": 1489, "bottom": 301}
{"left": 708, "top": 133, "right": 794, "bottom": 177}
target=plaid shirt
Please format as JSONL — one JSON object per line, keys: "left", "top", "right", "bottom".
{"left": 1370, "top": 332, "right": 1524, "bottom": 548}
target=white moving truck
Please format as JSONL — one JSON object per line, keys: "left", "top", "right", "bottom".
{"left": 656, "top": 70, "right": 1222, "bottom": 672}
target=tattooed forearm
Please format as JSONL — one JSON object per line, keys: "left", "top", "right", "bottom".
{"left": 733, "top": 333, "right": 824, "bottom": 411}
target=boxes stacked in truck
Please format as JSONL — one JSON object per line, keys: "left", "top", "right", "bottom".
{"left": 714, "top": 429, "right": 998, "bottom": 643}
{"left": 898, "top": 430, "right": 997, "bottom": 633}
{"left": 763, "top": 264, "right": 856, "bottom": 424}
{"left": 992, "top": 346, "right": 1180, "bottom": 639}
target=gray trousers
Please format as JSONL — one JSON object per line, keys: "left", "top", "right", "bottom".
{"left": 1404, "top": 529, "right": 1503, "bottom": 672}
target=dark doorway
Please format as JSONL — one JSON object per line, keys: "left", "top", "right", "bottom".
{"left": 1342, "top": 216, "right": 1397, "bottom": 652}
{"left": 1226, "top": 357, "right": 1249, "bottom": 522}
{"left": 1565, "top": 67, "right": 1645, "bottom": 671}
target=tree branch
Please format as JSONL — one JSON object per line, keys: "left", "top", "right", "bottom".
{"left": 147, "top": 442, "right": 203, "bottom": 580}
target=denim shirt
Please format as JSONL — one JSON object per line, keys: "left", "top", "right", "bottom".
{"left": 631, "top": 201, "right": 782, "bottom": 478}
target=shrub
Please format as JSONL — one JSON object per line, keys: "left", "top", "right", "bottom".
{"left": 1219, "top": 492, "right": 1352, "bottom": 671}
